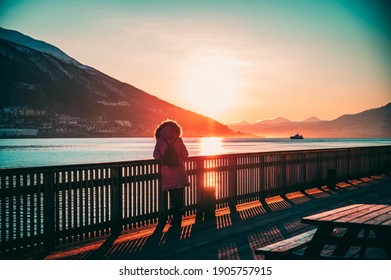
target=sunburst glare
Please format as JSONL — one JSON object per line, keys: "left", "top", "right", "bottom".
{"left": 179, "top": 53, "right": 246, "bottom": 119}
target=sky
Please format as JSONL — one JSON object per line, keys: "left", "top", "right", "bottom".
{"left": 1, "top": 0, "right": 390, "bottom": 123}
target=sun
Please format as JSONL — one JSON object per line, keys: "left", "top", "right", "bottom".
{"left": 178, "top": 54, "right": 244, "bottom": 119}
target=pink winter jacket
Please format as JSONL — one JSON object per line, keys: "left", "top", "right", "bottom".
{"left": 153, "top": 126, "right": 190, "bottom": 191}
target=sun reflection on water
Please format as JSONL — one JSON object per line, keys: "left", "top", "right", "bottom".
{"left": 198, "top": 138, "right": 226, "bottom": 192}
{"left": 200, "top": 137, "right": 225, "bottom": 156}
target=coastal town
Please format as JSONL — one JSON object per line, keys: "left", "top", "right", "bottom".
{"left": 0, "top": 107, "right": 135, "bottom": 137}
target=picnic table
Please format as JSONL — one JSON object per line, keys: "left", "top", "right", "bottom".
{"left": 256, "top": 204, "right": 391, "bottom": 259}
{"left": 302, "top": 203, "right": 391, "bottom": 259}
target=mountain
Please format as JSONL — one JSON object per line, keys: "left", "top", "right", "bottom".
{"left": 255, "top": 117, "right": 290, "bottom": 124}
{"left": 0, "top": 27, "right": 236, "bottom": 137}
{"left": 303, "top": 116, "right": 321, "bottom": 123}
{"left": 322, "top": 104, "right": 391, "bottom": 137}
{"left": 227, "top": 104, "right": 391, "bottom": 138}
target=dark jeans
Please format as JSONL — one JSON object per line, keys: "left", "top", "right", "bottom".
{"left": 162, "top": 188, "right": 184, "bottom": 222}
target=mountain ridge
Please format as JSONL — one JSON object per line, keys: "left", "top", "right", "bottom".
{"left": 0, "top": 27, "right": 87, "bottom": 68}
{"left": 227, "top": 103, "right": 391, "bottom": 138}
{"left": 303, "top": 116, "right": 321, "bottom": 123}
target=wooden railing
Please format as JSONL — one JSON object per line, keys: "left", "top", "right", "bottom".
{"left": 1, "top": 146, "right": 390, "bottom": 258}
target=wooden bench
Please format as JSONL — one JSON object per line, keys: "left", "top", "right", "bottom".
{"left": 255, "top": 229, "right": 317, "bottom": 259}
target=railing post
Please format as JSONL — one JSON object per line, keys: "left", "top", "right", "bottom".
{"left": 327, "top": 169, "right": 336, "bottom": 190}
{"left": 348, "top": 148, "right": 353, "bottom": 178}
{"left": 43, "top": 171, "right": 55, "bottom": 252}
{"left": 157, "top": 163, "right": 167, "bottom": 223}
{"left": 315, "top": 152, "right": 322, "bottom": 186}
{"left": 259, "top": 155, "right": 265, "bottom": 198}
{"left": 203, "top": 186, "right": 216, "bottom": 219}
{"left": 196, "top": 159, "right": 205, "bottom": 220}
{"left": 228, "top": 156, "right": 237, "bottom": 213}
{"left": 281, "top": 154, "right": 287, "bottom": 194}
{"left": 110, "top": 166, "right": 122, "bottom": 236}
{"left": 196, "top": 158, "right": 217, "bottom": 220}
{"left": 299, "top": 153, "right": 308, "bottom": 191}
{"left": 383, "top": 160, "right": 390, "bottom": 175}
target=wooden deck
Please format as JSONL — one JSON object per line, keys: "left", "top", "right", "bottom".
{"left": 34, "top": 175, "right": 391, "bottom": 260}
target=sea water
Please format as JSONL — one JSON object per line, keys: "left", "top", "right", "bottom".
{"left": 1, "top": 137, "right": 391, "bottom": 169}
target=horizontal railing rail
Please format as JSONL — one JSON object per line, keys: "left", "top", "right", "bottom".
{"left": 1, "top": 145, "right": 390, "bottom": 258}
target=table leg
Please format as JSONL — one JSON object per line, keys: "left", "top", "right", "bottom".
{"left": 358, "top": 229, "right": 370, "bottom": 259}
{"left": 332, "top": 228, "right": 360, "bottom": 257}
{"left": 373, "top": 229, "right": 391, "bottom": 258}
{"left": 304, "top": 225, "right": 334, "bottom": 258}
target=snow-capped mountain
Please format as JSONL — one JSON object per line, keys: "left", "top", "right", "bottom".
{"left": 0, "top": 27, "right": 88, "bottom": 69}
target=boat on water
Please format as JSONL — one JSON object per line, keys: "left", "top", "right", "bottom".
{"left": 290, "top": 133, "right": 303, "bottom": 139}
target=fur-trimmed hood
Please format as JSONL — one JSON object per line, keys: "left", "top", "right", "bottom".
{"left": 159, "top": 125, "right": 179, "bottom": 141}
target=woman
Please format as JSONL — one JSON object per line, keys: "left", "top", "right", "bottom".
{"left": 153, "top": 120, "right": 190, "bottom": 226}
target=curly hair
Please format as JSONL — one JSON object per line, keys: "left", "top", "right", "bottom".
{"left": 154, "top": 119, "right": 182, "bottom": 139}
